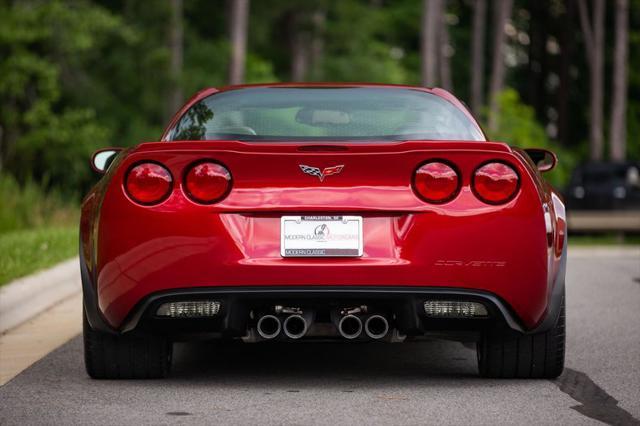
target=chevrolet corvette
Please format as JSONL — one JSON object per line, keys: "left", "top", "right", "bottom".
{"left": 81, "top": 83, "right": 566, "bottom": 379}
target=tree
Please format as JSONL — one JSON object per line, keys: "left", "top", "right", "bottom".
{"left": 421, "top": 0, "right": 442, "bottom": 86}
{"left": 610, "top": 0, "right": 629, "bottom": 161}
{"left": 470, "top": 0, "right": 487, "bottom": 115}
{"left": 527, "top": 0, "right": 549, "bottom": 123}
{"left": 578, "top": 0, "right": 605, "bottom": 161}
{"left": 228, "top": 0, "right": 249, "bottom": 84}
{"left": 0, "top": 1, "right": 122, "bottom": 190}
{"left": 439, "top": 1, "right": 453, "bottom": 91}
{"left": 309, "top": 9, "right": 326, "bottom": 81}
{"left": 488, "top": 0, "right": 513, "bottom": 133}
{"left": 168, "top": 0, "right": 183, "bottom": 118}
{"left": 557, "top": 0, "right": 576, "bottom": 146}
{"left": 290, "top": 11, "right": 309, "bottom": 81}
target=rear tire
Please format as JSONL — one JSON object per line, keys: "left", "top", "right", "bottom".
{"left": 477, "top": 294, "right": 565, "bottom": 378}
{"left": 83, "top": 308, "right": 172, "bottom": 379}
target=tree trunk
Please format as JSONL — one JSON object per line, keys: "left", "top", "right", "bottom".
{"left": 488, "top": 0, "right": 513, "bottom": 133}
{"left": 527, "top": 0, "right": 549, "bottom": 122}
{"left": 228, "top": 0, "right": 249, "bottom": 85}
{"left": 290, "top": 12, "right": 309, "bottom": 82}
{"left": 609, "top": 0, "right": 629, "bottom": 161}
{"left": 557, "top": 0, "right": 575, "bottom": 146}
{"left": 590, "top": 0, "right": 605, "bottom": 161}
{"left": 0, "top": 124, "right": 4, "bottom": 172}
{"left": 578, "top": 0, "right": 605, "bottom": 161}
{"left": 421, "top": 0, "right": 442, "bottom": 87}
{"left": 470, "top": 0, "right": 486, "bottom": 115}
{"left": 168, "top": 0, "right": 183, "bottom": 117}
{"left": 309, "top": 9, "right": 326, "bottom": 81}
{"left": 439, "top": 1, "right": 453, "bottom": 92}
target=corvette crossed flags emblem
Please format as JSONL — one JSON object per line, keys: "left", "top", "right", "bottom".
{"left": 299, "top": 164, "right": 344, "bottom": 182}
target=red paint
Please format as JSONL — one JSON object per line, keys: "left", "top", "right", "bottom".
{"left": 81, "top": 84, "right": 565, "bottom": 332}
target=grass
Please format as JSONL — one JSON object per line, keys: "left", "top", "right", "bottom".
{"left": 570, "top": 234, "right": 640, "bottom": 246}
{"left": 0, "top": 175, "right": 78, "bottom": 233}
{"left": 0, "top": 173, "right": 79, "bottom": 285}
{"left": 0, "top": 226, "right": 78, "bottom": 286}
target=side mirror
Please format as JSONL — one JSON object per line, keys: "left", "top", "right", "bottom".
{"left": 525, "top": 148, "right": 557, "bottom": 173}
{"left": 91, "top": 148, "right": 123, "bottom": 174}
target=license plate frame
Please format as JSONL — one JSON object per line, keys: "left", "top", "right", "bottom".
{"left": 280, "top": 215, "right": 363, "bottom": 258}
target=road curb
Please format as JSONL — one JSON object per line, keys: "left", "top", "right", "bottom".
{"left": 0, "top": 257, "right": 80, "bottom": 334}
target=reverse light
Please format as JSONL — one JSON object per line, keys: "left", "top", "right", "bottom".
{"left": 184, "top": 161, "right": 231, "bottom": 204}
{"left": 413, "top": 161, "right": 460, "bottom": 203}
{"left": 125, "top": 162, "right": 173, "bottom": 205}
{"left": 423, "top": 301, "right": 488, "bottom": 318}
{"left": 156, "top": 301, "right": 221, "bottom": 318}
{"left": 472, "top": 161, "right": 519, "bottom": 204}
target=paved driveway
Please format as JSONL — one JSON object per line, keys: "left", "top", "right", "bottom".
{"left": 1, "top": 250, "right": 639, "bottom": 425}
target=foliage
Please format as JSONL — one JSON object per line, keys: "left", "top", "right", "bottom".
{"left": 0, "top": 226, "right": 78, "bottom": 286}
{"left": 0, "top": 0, "right": 127, "bottom": 194}
{"left": 0, "top": 174, "right": 78, "bottom": 233}
{"left": 487, "top": 89, "right": 575, "bottom": 188}
{"left": 0, "top": 0, "right": 637, "bottom": 200}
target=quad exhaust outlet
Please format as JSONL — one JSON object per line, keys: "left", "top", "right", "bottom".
{"left": 364, "top": 315, "right": 389, "bottom": 339}
{"left": 283, "top": 314, "right": 309, "bottom": 339}
{"left": 256, "top": 314, "right": 281, "bottom": 339}
{"left": 257, "top": 306, "right": 390, "bottom": 341}
{"left": 338, "top": 314, "right": 363, "bottom": 339}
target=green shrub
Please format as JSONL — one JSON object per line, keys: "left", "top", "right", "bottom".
{"left": 0, "top": 174, "right": 78, "bottom": 234}
{"left": 486, "top": 88, "right": 576, "bottom": 188}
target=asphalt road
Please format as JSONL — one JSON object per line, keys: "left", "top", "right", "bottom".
{"left": 1, "top": 250, "right": 639, "bottom": 425}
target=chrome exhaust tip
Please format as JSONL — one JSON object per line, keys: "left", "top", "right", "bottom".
{"left": 338, "top": 314, "right": 363, "bottom": 339}
{"left": 257, "top": 314, "right": 281, "bottom": 339}
{"left": 283, "top": 314, "right": 308, "bottom": 339}
{"left": 364, "top": 315, "right": 389, "bottom": 339}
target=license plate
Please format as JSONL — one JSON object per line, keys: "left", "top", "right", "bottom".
{"left": 281, "top": 216, "right": 363, "bottom": 257}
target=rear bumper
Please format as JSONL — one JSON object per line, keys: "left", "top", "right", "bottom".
{"left": 84, "top": 285, "right": 564, "bottom": 341}
{"left": 81, "top": 243, "right": 566, "bottom": 339}
{"left": 125, "top": 286, "right": 525, "bottom": 335}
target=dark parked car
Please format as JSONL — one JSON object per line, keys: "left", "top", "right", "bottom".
{"left": 566, "top": 162, "right": 640, "bottom": 210}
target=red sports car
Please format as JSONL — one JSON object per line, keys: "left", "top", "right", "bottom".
{"left": 81, "top": 83, "right": 566, "bottom": 379}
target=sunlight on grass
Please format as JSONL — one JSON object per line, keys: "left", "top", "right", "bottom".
{"left": 0, "top": 227, "right": 78, "bottom": 286}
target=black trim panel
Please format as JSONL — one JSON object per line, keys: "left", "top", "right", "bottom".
{"left": 121, "top": 287, "right": 523, "bottom": 334}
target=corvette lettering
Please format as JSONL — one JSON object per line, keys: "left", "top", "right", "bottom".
{"left": 434, "top": 260, "right": 507, "bottom": 267}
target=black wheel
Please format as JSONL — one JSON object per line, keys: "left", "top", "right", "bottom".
{"left": 477, "top": 294, "right": 565, "bottom": 379}
{"left": 83, "top": 308, "right": 172, "bottom": 379}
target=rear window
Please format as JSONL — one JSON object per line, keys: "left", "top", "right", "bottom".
{"left": 168, "top": 87, "right": 485, "bottom": 142}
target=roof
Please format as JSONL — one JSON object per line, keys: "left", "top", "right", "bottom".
{"left": 216, "top": 82, "right": 436, "bottom": 92}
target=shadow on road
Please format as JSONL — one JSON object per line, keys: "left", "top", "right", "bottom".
{"left": 0, "top": 337, "right": 572, "bottom": 424}
{"left": 170, "top": 339, "right": 480, "bottom": 385}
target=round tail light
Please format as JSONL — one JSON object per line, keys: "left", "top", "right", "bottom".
{"left": 472, "top": 162, "right": 520, "bottom": 204}
{"left": 184, "top": 162, "right": 231, "bottom": 204}
{"left": 125, "top": 162, "right": 173, "bottom": 205}
{"left": 413, "top": 161, "right": 460, "bottom": 203}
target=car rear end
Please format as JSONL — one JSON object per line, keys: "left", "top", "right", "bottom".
{"left": 81, "top": 85, "right": 565, "bottom": 379}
